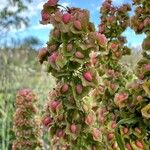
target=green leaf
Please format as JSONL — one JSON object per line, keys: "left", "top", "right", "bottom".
{"left": 115, "top": 128, "right": 125, "bottom": 150}
{"left": 117, "top": 118, "right": 138, "bottom": 126}
{"left": 115, "top": 118, "right": 139, "bottom": 150}
{"left": 143, "top": 80, "right": 150, "bottom": 97}
{"left": 141, "top": 104, "right": 150, "bottom": 119}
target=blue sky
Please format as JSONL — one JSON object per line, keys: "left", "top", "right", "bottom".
{"left": 3, "top": 0, "right": 145, "bottom": 49}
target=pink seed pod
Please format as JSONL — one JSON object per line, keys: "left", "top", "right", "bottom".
{"left": 92, "top": 128, "right": 101, "bottom": 141}
{"left": 107, "top": 16, "right": 115, "bottom": 23}
{"left": 135, "top": 140, "right": 144, "bottom": 149}
{"left": 48, "top": 51, "right": 58, "bottom": 63}
{"left": 62, "top": 13, "right": 72, "bottom": 24}
{"left": 125, "top": 143, "right": 132, "bottom": 150}
{"left": 26, "top": 95, "right": 33, "bottom": 101}
{"left": 56, "top": 129, "right": 65, "bottom": 138}
{"left": 144, "top": 64, "right": 150, "bottom": 69}
{"left": 96, "top": 33, "right": 107, "bottom": 46}
{"left": 41, "top": 11, "right": 49, "bottom": 21}
{"left": 74, "top": 20, "right": 82, "bottom": 30}
{"left": 99, "top": 24, "right": 106, "bottom": 33}
{"left": 42, "top": 116, "right": 53, "bottom": 127}
{"left": 61, "top": 84, "right": 69, "bottom": 93}
{"left": 98, "top": 85, "right": 105, "bottom": 93}
{"left": 70, "top": 124, "right": 77, "bottom": 133}
{"left": 83, "top": 71, "right": 93, "bottom": 82}
{"left": 53, "top": 29, "right": 60, "bottom": 38}
{"left": 67, "top": 43, "right": 73, "bottom": 51}
{"left": 18, "top": 88, "right": 31, "bottom": 97}
{"left": 138, "top": 22, "right": 144, "bottom": 30}
{"left": 115, "top": 92, "right": 128, "bottom": 102}
{"left": 110, "top": 43, "right": 118, "bottom": 50}
{"left": 92, "top": 146, "right": 97, "bottom": 150}
{"left": 50, "top": 100, "right": 60, "bottom": 111}
{"left": 91, "top": 57, "right": 97, "bottom": 65}
{"left": 47, "top": 0, "right": 58, "bottom": 6}
{"left": 107, "top": 133, "right": 114, "bottom": 141}
{"left": 123, "top": 127, "right": 129, "bottom": 134}
{"left": 75, "top": 51, "right": 84, "bottom": 59}
{"left": 76, "top": 84, "right": 83, "bottom": 94}
{"left": 98, "top": 115, "right": 105, "bottom": 123}
{"left": 110, "top": 83, "right": 116, "bottom": 90}
{"left": 107, "top": 69, "right": 114, "bottom": 76}
{"left": 38, "top": 48, "right": 47, "bottom": 60}
{"left": 112, "top": 143, "right": 117, "bottom": 149}
{"left": 144, "top": 18, "right": 150, "bottom": 26}
{"left": 85, "top": 115, "right": 93, "bottom": 125}
{"left": 111, "top": 122, "right": 117, "bottom": 129}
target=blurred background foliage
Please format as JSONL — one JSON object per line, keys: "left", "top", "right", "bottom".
{"left": 0, "top": 0, "right": 55, "bottom": 149}
{"left": 0, "top": 0, "right": 32, "bottom": 37}
{"left": 0, "top": 40, "right": 56, "bottom": 149}
{"left": 0, "top": 0, "right": 142, "bottom": 150}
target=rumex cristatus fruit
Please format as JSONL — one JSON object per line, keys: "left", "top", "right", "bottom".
{"left": 83, "top": 71, "right": 93, "bottom": 82}
{"left": 12, "top": 89, "right": 42, "bottom": 150}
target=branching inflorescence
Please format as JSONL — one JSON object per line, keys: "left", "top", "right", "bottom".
{"left": 98, "top": 0, "right": 150, "bottom": 149}
{"left": 38, "top": 0, "right": 110, "bottom": 149}
{"left": 123, "top": 0, "right": 150, "bottom": 149}
{"left": 12, "top": 89, "right": 43, "bottom": 150}
{"left": 37, "top": 0, "right": 150, "bottom": 149}
{"left": 96, "top": 0, "right": 135, "bottom": 149}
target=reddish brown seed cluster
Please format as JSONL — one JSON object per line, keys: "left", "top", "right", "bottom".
{"left": 131, "top": 0, "right": 150, "bottom": 34}
{"left": 12, "top": 89, "right": 42, "bottom": 150}
{"left": 38, "top": 0, "right": 108, "bottom": 148}
{"left": 38, "top": 0, "right": 149, "bottom": 149}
